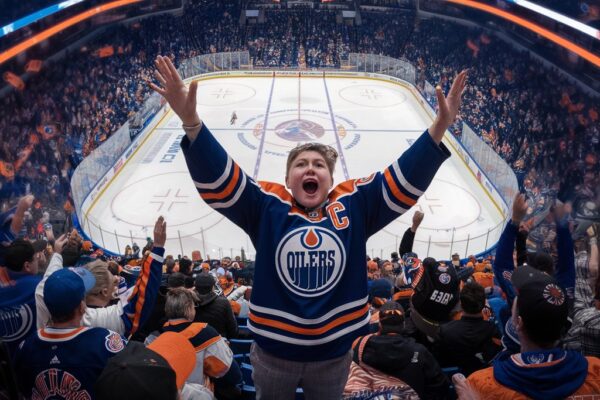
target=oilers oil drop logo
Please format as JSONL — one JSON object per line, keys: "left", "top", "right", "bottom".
{"left": 275, "top": 227, "right": 346, "bottom": 297}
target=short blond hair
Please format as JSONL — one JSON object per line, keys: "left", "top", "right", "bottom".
{"left": 84, "top": 260, "right": 111, "bottom": 297}
{"left": 286, "top": 143, "right": 338, "bottom": 179}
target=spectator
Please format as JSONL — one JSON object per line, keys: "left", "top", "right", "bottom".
{"left": 13, "top": 267, "right": 127, "bottom": 398}
{"left": 151, "top": 54, "right": 464, "bottom": 399}
{"left": 0, "top": 237, "right": 47, "bottom": 357}
{"left": 346, "top": 301, "right": 450, "bottom": 399}
{"left": 159, "top": 287, "right": 240, "bottom": 399}
{"left": 494, "top": 195, "right": 576, "bottom": 355}
{"left": 435, "top": 281, "right": 502, "bottom": 375}
{"left": 368, "top": 278, "right": 393, "bottom": 332}
{"left": 193, "top": 272, "right": 238, "bottom": 339}
{"left": 410, "top": 257, "right": 460, "bottom": 340}
{"left": 463, "top": 266, "right": 600, "bottom": 398}
{"left": 399, "top": 211, "right": 424, "bottom": 257}
{"left": 564, "top": 224, "right": 600, "bottom": 356}
{"left": 35, "top": 216, "right": 166, "bottom": 336}
{"left": 95, "top": 331, "right": 198, "bottom": 400}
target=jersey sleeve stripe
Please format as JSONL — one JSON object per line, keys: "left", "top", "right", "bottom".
{"left": 248, "top": 304, "right": 369, "bottom": 336}
{"left": 193, "top": 156, "right": 233, "bottom": 190}
{"left": 208, "top": 173, "right": 247, "bottom": 209}
{"left": 392, "top": 160, "right": 424, "bottom": 197}
{"left": 383, "top": 168, "right": 417, "bottom": 207}
{"left": 200, "top": 163, "right": 241, "bottom": 200}
{"left": 382, "top": 184, "right": 409, "bottom": 214}
{"left": 130, "top": 253, "right": 153, "bottom": 335}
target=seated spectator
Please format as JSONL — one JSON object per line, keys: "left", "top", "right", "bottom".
{"left": 14, "top": 267, "right": 127, "bottom": 398}
{"left": 368, "top": 278, "right": 393, "bottom": 332}
{"left": 193, "top": 272, "right": 238, "bottom": 339}
{"left": 347, "top": 301, "right": 449, "bottom": 399}
{"left": 95, "top": 331, "right": 200, "bottom": 400}
{"left": 435, "top": 281, "right": 501, "bottom": 375}
{"left": 157, "top": 287, "right": 240, "bottom": 399}
{"left": 463, "top": 266, "right": 600, "bottom": 398}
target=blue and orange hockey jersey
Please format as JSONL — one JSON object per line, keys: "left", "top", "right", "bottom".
{"left": 13, "top": 327, "right": 126, "bottom": 399}
{"left": 181, "top": 124, "right": 450, "bottom": 361}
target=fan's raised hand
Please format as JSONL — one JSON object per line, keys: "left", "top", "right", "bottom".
{"left": 149, "top": 55, "right": 201, "bottom": 137}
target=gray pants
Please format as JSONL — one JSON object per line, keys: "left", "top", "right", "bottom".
{"left": 250, "top": 342, "right": 352, "bottom": 400}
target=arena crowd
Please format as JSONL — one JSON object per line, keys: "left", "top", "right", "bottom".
{"left": 1, "top": 1, "right": 599, "bottom": 399}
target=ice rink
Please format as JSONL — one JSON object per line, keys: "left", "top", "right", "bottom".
{"left": 83, "top": 75, "right": 505, "bottom": 260}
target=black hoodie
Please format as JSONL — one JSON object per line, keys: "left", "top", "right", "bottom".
{"left": 355, "top": 333, "right": 450, "bottom": 399}
{"left": 194, "top": 291, "right": 238, "bottom": 339}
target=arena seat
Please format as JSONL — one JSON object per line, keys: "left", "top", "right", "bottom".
{"left": 240, "top": 362, "right": 305, "bottom": 399}
{"left": 230, "top": 338, "right": 254, "bottom": 355}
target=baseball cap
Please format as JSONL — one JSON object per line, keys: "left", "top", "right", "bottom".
{"left": 95, "top": 339, "right": 181, "bottom": 400}
{"left": 512, "top": 265, "right": 569, "bottom": 342}
{"left": 194, "top": 272, "right": 215, "bottom": 294}
{"left": 369, "top": 278, "right": 393, "bottom": 302}
{"left": 43, "top": 267, "right": 96, "bottom": 317}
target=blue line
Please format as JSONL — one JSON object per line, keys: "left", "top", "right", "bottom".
{"left": 322, "top": 76, "right": 350, "bottom": 180}
{"left": 252, "top": 74, "right": 276, "bottom": 179}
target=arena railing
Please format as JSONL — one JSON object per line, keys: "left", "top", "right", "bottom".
{"left": 71, "top": 51, "right": 517, "bottom": 260}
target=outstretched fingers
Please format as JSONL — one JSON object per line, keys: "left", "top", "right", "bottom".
{"left": 148, "top": 81, "right": 165, "bottom": 96}
{"left": 154, "top": 69, "right": 167, "bottom": 87}
{"left": 449, "top": 69, "right": 467, "bottom": 98}
{"left": 165, "top": 56, "right": 182, "bottom": 83}
{"left": 436, "top": 85, "right": 449, "bottom": 115}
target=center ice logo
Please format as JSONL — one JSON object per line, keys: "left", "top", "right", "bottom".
{"left": 274, "top": 119, "right": 325, "bottom": 142}
{"left": 275, "top": 227, "right": 346, "bottom": 297}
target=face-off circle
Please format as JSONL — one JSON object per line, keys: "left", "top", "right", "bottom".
{"left": 339, "top": 85, "right": 407, "bottom": 108}
{"left": 196, "top": 82, "right": 257, "bottom": 106}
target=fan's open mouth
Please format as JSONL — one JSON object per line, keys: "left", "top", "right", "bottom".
{"left": 303, "top": 181, "right": 318, "bottom": 194}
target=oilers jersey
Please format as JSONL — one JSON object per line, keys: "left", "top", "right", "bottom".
{"left": 0, "top": 269, "right": 41, "bottom": 359}
{"left": 181, "top": 124, "right": 450, "bottom": 361}
{"left": 13, "top": 327, "right": 127, "bottom": 399}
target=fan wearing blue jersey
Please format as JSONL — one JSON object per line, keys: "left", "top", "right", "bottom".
{"left": 150, "top": 55, "right": 467, "bottom": 400}
{"left": 14, "top": 267, "right": 127, "bottom": 399}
